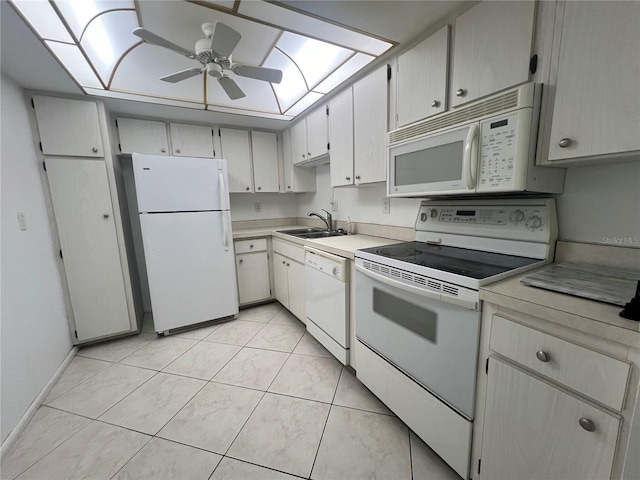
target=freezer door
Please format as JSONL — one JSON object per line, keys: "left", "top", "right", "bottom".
{"left": 133, "top": 154, "right": 230, "bottom": 212}
{"left": 140, "top": 211, "right": 238, "bottom": 331}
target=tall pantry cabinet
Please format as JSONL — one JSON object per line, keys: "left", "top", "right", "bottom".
{"left": 30, "top": 95, "right": 142, "bottom": 344}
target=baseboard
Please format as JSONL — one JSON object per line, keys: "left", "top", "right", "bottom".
{"left": 0, "top": 347, "right": 78, "bottom": 459}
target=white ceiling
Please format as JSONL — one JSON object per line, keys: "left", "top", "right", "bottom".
{"left": 1, "top": 0, "right": 467, "bottom": 130}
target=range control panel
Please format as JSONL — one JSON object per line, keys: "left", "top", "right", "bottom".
{"left": 478, "top": 113, "right": 519, "bottom": 190}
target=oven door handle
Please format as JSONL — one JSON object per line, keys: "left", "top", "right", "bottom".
{"left": 355, "top": 263, "right": 478, "bottom": 310}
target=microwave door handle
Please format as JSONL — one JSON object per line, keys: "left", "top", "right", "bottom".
{"left": 463, "top": 124, "right": 479, "bottom": 189}
{"left": 355, "top": 264, "right": 478, "bottom": 310}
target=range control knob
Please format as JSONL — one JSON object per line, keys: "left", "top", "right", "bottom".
{"left": 430, "top": 209, "right": 438, "bottom": 218}
{"left": 509, "top": 209, "right": 525, "bottom": 224}
{"left": 420, "top": 212, "right": 428, "bottom": 222}
{"left": 526, "top": 215, "right": 543, "bottom": 229}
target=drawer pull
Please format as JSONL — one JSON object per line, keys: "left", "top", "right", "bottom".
{"left": 250, "top": 244, "right": 254, "bottom": 249}
{"left": 239, "top": 259, "right": 243, "bottom": 264}
{"left": 536, "top": 350, "right": 550, "bottom": 362}
{"left": 579, "top": 418, "right": 596, "bottom": 432}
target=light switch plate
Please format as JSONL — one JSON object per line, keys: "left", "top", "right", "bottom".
{"left": 331, "top": 200, "right": 338, "bottom": 211}
{"left": 254, "top": 203, "right": 261, "bottom": 213}
{"left": 17, "top": 212, "right": 27, "bottom": 230}
{"left": 382, "top": 198, "right": 390, "bottom": 214}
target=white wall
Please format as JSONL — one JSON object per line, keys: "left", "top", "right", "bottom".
{"left": 1, "top": 74, "right": 73, "bottom": 443}
{"left": 556, "top": 161, "right": 640, "bottom": 246}
{"left": 296, "top": 165, "right": 422, "bottom": 227}
{"left": 230, "top": 192, "right": 298, "bottom": 221}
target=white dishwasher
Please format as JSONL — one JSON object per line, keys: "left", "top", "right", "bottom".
{"left": 304, "top": 246, "right": 350, "bottom": 365}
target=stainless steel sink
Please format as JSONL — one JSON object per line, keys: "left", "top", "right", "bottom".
{"left": 297, "top": 231, "right": 347, "bottom": 239}
{"left": 277, "top": 227, "right": 325, "bottom": 235}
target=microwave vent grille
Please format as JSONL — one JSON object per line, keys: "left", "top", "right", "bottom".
{"left": 389, "top": 88, "right": 522, "bottom": 145}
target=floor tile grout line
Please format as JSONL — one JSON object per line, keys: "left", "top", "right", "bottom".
{"left": 308, "top": 403, "right": 334, "bottom": 480}
{"left": 42, "top": 358, "right": 115, "bottom": 405}
{"left": 76, "top": 333, "right": 157, "bottom": 363}
{"left": 107, "top": 431, "right": 154, "bottom": 480}
{"left": 217, "top": 454, "right": 309, "bottom": 480}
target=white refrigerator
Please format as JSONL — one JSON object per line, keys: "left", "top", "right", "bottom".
{"left": 132, "top": 154, "right": 238, "bottom": 333}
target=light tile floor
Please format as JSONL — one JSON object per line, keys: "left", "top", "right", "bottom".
{"left": 1, "top": 303, "right": 460, "bottom": 480}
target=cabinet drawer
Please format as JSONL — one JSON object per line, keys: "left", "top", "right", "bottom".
{"left": 490, "top": 315, "right": 630, "bottom": 411}
{"left": 272, "top": 239, "right": 305, "bottom": 263}
{"left": 235, "top": 238, "right": 267, "bottom": 254}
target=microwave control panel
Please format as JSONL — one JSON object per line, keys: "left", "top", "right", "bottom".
{"left": 478, "top": 113, "right": 519, "bottom": 190}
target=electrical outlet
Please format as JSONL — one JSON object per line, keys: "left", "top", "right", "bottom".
{"left": 331, "top": 200, "right": 338, "bottom": 211}
{"left": 382, "top": 198, "right": 390, "bottom": 214}
{"left": 17, "top": 212, "right": 27, "bottom": 230}
{"left": 254, "top": 203, "right": 261, "bottom": 213}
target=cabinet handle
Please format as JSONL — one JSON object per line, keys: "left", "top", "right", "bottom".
{"left": 103, "top": 214, "right": 109, "bottom": 219}
{"left": 92, "top": 147, "right": 98, "bottom": 153}
{"left": 160, "top": 147, "right": 166, "bottom": 153}
{"left": 456, "top": 89, "right": 466, "bottom": 97}
{"left": 536, "top": 350, "right": 550, "bottom": 362}
{"left": 246, "top": 187, "right": 250, "bottom": 191}
{"left": 559, "top": 138, "right": 572, "bottom": 148}
{"left": 308, "top": 152, "right": 311, "bottom": 157}
{"left": 239, "top": 259, "right": 243, "bottom": 264}
{"left": 302, "top": 154, "right": 306, "bottom": 158}
{"left": 282, "top": 260, "right": 286, "bottom": 265}
{"left": 355, "top": 175, "right": 361, "bottom": 180}
{"left": 176, "top": 148, "right": 181, "bottom": 154}
{"left": 257, "top": 186, "right": 262, "bottom": 191}
{"left": 579, "top": 418, "right": 596, "bottom": 432}
{"left": 249, "top": 244, "right": 254, "bottom": 249}
{"left": 287, "top": 185, "right": 291, "bottom": 189}
{"left": 346, "top": 176, "right": 351, "bottom": 181}
{"left": 286, "top": 263, "right": 290, "bottom": 267}
{"left": 431, "top": 100, "right": 440, "bottom": 108}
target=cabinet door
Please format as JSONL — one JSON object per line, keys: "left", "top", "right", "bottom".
{"left": 250, "top": 131, "right": 279, "bottom": 192}
{"left": 33, "top": 96, "right": 103, "bottom": 157}
{"left": 451, "top": 1, "right": 535, "bottom": 107}
{"left": 290, "top": 121, "right": 308, "bottom": 165}
{"left": 397, "top": 25, "right": 448, "bottom": 126}
{"left": 282, "top": 130, "right": 316, "bottom": 193}
{"left": 46, "top": 159, "right": 131, "bottom": 341}
{"left": 287, "top": 259, "right": 306, "bottom": 324}
{"left": 329, "top": 88, "right": 354, "bottom": 187}
{"left": 236, "top": 251, "right": 271, "bottom": 305}
{"left": 273, "top": 253, "right": 289, "bottom": 308}
{"left": 547, "top": 1, "right": 640, "bottom": 161}
{"left": 353, "top": 66, "right": 388, "bottom": 185}
{"left": 219, "top": 128, "right": 253, "bottom": 193}
{"left": 481, "top": 358, "right": 619, "bottom": 480}
{"left": 169, "top": 123, "right": 214, "bottom": 157}
{"left": 117, "top": 117, "right": 169, "bottom": 155}
{"left": 306, "top": 105, "right": 328, "bottom": 159}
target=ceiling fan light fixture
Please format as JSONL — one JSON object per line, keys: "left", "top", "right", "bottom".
{"left": 206, "top": 62, "right": 223, "bottom": 78}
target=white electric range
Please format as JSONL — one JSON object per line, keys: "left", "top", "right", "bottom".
{"left": 354, "top": 198, "right": 557, "bottom": 479}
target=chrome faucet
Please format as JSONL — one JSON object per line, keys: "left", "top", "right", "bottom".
{"left": 307, "top": 209, "right": 333, "bottom": 231}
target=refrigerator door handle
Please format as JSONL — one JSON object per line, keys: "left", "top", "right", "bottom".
{"left": 218, "top": 167, "right": 226, "bottom": 210}
{"left": 222, "top": 211, "right": 229, "bottom": 251}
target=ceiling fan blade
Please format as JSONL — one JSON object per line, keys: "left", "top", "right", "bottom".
{"left": 232, "top": 65, "right": 283, "bottom": 84}
{"left": 133, "top": 27, "right": 195, "bottom": 58}
{"left": 218, "top": 76, "right": 245, "bottom": 100}
{"left": 211, "top": 22, "right": 242, "bottom": 58}
{"left": 160, "top": 67, "right": 204, "bottom": 83}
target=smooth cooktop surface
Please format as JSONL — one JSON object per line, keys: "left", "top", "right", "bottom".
{"left": 359, "top": 241, "right": 540, "bottom": 279}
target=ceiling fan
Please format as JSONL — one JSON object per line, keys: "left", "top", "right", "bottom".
{"left": 132, "top": 22, "right": 283, "bottom": 100}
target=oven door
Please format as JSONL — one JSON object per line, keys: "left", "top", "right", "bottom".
{"left": 388, "top": 122, "right": 479, "bottom": 197}
{"left": 355, "top": 263, "right": 481, "bottom": 419}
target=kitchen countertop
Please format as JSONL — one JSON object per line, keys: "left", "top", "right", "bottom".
{"left": 232, "top": 226, "right": 400, "bottom": 259}
{"left": 480, "top": 268, "right": 640, "bottom": 347}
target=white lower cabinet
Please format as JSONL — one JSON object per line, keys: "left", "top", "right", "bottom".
{"left": 272, "top": 239, "right": 306, "bottom": 323}
{"left": 234, "top": 239, "right": 271, "bottom": 306}
{"left": 45, "top": 158, "right": 133, "bottom": 342}
{"left": 481, "top": 357, "right": 619, "bottom": 480}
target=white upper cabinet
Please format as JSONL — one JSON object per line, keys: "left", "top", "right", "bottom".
{"left": 117, "top": 117, "right": 169, "bottom": 155}
{"left": 353, "top": 65, "right": 388, "bottom": 185}
{"left": 281, "top": 129, "right": 316, "bottom": 193}
{"left": 329, "top": 88, "right": 354, "bottom": 187}
{"left": 545, "top": 1, "right": 640, "bottom": 163}
{"left": 291, "top": 120, "right": 308, "bottom": 165}
{"left": 219, "top": 128, "right": 253, "bottom": 193}
{"left": 305, "top": 105, "right": 329, "bottom": 160}
{"left": 397, "top": 25, "right": 449, "bottom": 126}
{"left": 168, "top": 123, "right": 214, "bottom": 158}
{"left": 250, "top": 131, "right": 279, "bottom": 193}
{"left": 451, "top": 1, "right": 535, "bottom": 107}
{"left": 33, "top": 96, "right": 104, "bottom": 157}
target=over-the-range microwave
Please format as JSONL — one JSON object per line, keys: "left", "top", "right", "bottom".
{"left": 387, "top": 83, "right": 565, "bottom": 197}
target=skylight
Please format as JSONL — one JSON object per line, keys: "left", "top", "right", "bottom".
{"left": 8, "top": 0, "right": 394, "bottom": 120}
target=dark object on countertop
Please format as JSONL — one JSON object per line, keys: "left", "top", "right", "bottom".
{"left": 336, "top": 228, "right": 346, "bottom": 234}
{"left": 620, "top": 280, "right": 640, "bottom": 321}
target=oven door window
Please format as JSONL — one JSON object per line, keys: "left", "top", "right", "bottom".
{"left": 373, "top": 288, "right": 437, "bottom": 343}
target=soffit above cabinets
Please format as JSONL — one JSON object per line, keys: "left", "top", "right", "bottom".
{"left": 6, "top": 0, "right": 467, "bottom": 123}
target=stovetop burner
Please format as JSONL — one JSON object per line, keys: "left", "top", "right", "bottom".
{"left": 359, "top": 241, "right": 540, "bottom": 280}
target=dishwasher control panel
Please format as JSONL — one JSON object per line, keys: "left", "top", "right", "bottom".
{"left": 305, "top": 249, "right": 348, "bottom": 282}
